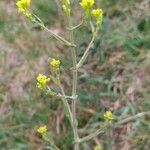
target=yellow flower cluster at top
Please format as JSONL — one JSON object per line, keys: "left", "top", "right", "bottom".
{"left": 80, "top": 0, "right": 94, "bottom": 17}
{"left": 36, "top": 74, "right": 50, "bottom": 90}
{"left": 94, "top": 145, "right": 103, "bottom": 150}
{"left": 104, "top": 111, "right": 114, "bottom": 122}
{"left": 50, "top": 58, "right": 61, "bottom": 70}
{"left": 16, "top": 0, "right": 32, "bottom": 18}
{"left": 80, "top": 0, "right": 104, "bottom": 26}
{"left": 80, "top": 0, "right": 95, "bottom": 9}
{"left": 62, "top": 0, "right": 71, "bottom": 15}
{"left": 37, "top": 125, "right": 47, "bottom": 135}
{"left": 92, "top": 9, "right": 104, "bottom": 25}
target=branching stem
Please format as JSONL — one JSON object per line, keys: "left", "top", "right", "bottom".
{"left": 77, "top": 111, "right": 150, "bottom": 143}
{"left": 68, "top": 13, "right": 79, "bottom": 150}
{"left": 33, "top": 14, "right": 75, "bottom": 47}
{"left": 77, "top": 27, "right": 99, "bottom": 69}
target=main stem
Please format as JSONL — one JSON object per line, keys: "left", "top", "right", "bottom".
{"left": 68, "top": 15, "right": 79, "bottom": 150}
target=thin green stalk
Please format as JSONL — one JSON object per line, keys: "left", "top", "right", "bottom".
{"left": 67, "top": 20, "right": 83, "bottom": 31}
{"left": 58, "top": 77, "right": 74, "bottom": 128}
{"left": 116, "top": 111, "right": 150, "bottom": 126}
{"left": 68, "top": 13, "right": 79, "bottom": 150}
{"left": 77, "top": 28, "right": 98, "bottom": 69}
{"left": 77, "top": 129, "right": 104, "bottom": 143}
{"left": 61, "top": 91, "right": 74, "bottom": 127}
{"left": 48, "top": 73, "right": 74, "bottom": 127}
{"left": 33, "top": 14, "right": 75, "bottom": 47}
{"left": 42, "top": 134, "right": 60, "bottom": 150}
{"left": 106, "top": 128, "right": 111, "bottom": 150}
{"left": 77, "top": 111, "right": 150, "bottom": 143}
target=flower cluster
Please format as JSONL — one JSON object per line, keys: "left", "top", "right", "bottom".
{"left": 50, "top": 58, "right": 61, "bottom": 70}
{"left": 104, "top": 111, "right": 114, "bottom": 123}
{"left": 80, "top": 0, "right": 95, "bottom": 17}
{"left": 62, "top": 0, "right": 71, "bottom": 15}
{"left": 92, "top": 9, "right": 104, "bottom": 25}
{"left": 80, "top": 0, "right": 94, "bottom": 10}
{"left": 37, "top": 125, "right": 47, "bottom": 135}
{"left": 36, "top": 58, "right": 60, "bottom": 94}
{"left": 16, "top": 0, "right": 32, "bottom": 18}
{"left": 36, "top": 74, "right": 50, "bottom": 90}
{"left": 94, "top": 145, "right": 103, "bottom": 150}
{"left": 80, "top": 0, "right": 104, "bottom": 26}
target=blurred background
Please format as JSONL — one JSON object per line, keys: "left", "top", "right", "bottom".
{"left": 0, "top": 0, "right": 150, "bottom": 149}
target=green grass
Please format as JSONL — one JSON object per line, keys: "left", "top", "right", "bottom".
{"left": 0, "top": 0, "right": 150, "bottom": 149}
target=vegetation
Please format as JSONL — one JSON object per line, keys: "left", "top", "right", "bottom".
{"left": 0, "top": 0, "right": 150, "bottom": 149}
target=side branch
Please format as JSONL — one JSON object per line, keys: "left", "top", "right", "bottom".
{"left": 76, "top": 29, "right": 98, "bottom": 69}
{"left": 33, "top": 14, "right": 76, "bottom": 47}
{"left": 77, "top": 111, "right": 150, "bottom": 143}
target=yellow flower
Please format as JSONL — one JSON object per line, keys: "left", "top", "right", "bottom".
{"left": 104, "top": 111, "right": 114, "bottom": 122}
{"left": 62, "top": 0, "right": 71, "bottom": 15}
{"left": 62, "top": 5, "right": 70, "bottom": 15}
{"left": 36, "top": 74, "right": 50, "bottom": 90}
{"left": 50, "top": 58, "right": 61, "bottom": 70}
{"left": 64, "top": 0, "right": 70, "bottom": 5}
{"left": 37, "top": 125, "right": 47, "bottom": 135}
{"left": 92, "top": 9, "right": 103, "bottom": 18}
{"left": 92, "top": 9, "right": 104, "bottom": 25}
{"left": 80, "top": 0, "right": 95, "bottom": 9}
{"left": 16, "top": 0, "right": 30, "bottom": 10}
{"left": 94, "top": 145, "right": 103, "bottom": 150}
{"left": 16, "top": 0, "right": 32, "bottom": 18}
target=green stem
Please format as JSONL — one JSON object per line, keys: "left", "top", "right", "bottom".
{"left": 58, "top": 78, "right": 74, "bottom": 128}
{"left": 67, "top": 20, "right": 83, "bottom": 31}
{"left": 61, "top": 89, "right": 74, "bottom": 127}
{"left": 106, "top": 128, "right": 111, "bottom": 150}
{"left": 77, "top": 28, "right": 98, "bottom": 69}
{"left": 77, "top": 111, "right": 150, "bottom": 143}
{"left": 77, "top": 129, "right": 104, "bottom": 143}
{"left": 42, "top": 134, "right": 60, "bottom": 150}
{"left": 32, "top": 14, "right": 75, "bottom": 47}
{"left": 49, "top": 73, "right": 74, "bottom": 128}
{"left": 116, "top": 111, "right": 150, "bottom": 126}
{"left": 68, "top": 13, "right": 79, "bottom": 150}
